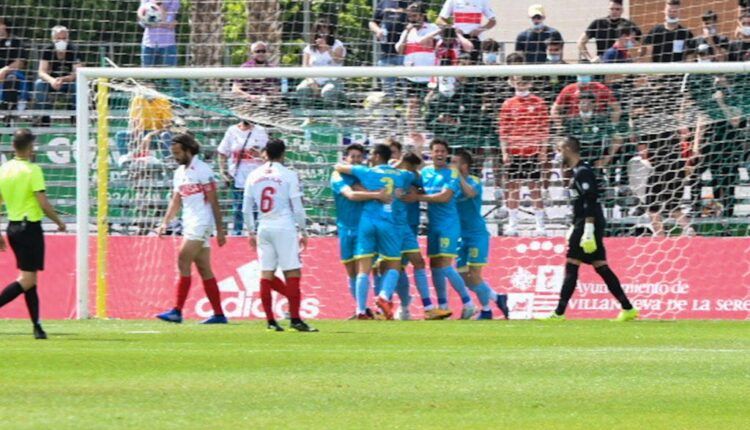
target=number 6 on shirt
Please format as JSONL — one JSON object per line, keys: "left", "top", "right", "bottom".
{"left": 260, "top": 186, "right": 276, "bottom": 213}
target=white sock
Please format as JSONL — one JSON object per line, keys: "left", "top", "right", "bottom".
{"left": 509, "top": 209, "right": 519, "bottom": 228}
{"left": 535, "top": 210, "right": 545, "bottom": 229}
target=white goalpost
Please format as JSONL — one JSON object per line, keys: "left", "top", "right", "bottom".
{"left": 74, "top": 62, "right": 750, "bottom": 319}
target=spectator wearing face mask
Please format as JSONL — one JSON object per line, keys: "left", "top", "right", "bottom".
{"left": 538, "top": 39, "right": 576, "bottom": 106}
{"left": 692, "top": 10, "right": 729, "bottom": 62}
{"left": 602, "top": 24, "right": 638, "bottom": 63}
{"left": 436, "top": 0, "right": 496, "bottom": 64}
{"left": 643, "top": 0, "right": 695, "bottom": 63}
{"left": 729, "top": 13, "right": 750, "bottom": 61}
{"left": 601, "top": 24, "right": 638, "bottom": 105}
{"left": 515, "top": 4, "right": 563, "bottom": 64}
{"left": 578, "top": 0, "right": 642, "bottom": 62}
{"left": 34, "top": 25, "right": 81, "bottom": 126}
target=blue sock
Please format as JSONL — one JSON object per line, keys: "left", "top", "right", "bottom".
{"left": 348, "top": 277, "right": 356, "bottom": 301}
{"left": 431, "top": 267, "right": 448, "bottom": 308}
{"left": 373, "top": 273, "right": 383, "bottom": 296}
{"left": 482, "top": 281, "right": 498, "bottom": 302}
{"left": 444, "top": 266, "right": 473, "bottom": 305}
{"left": 414, "top": 268, "right": 433, "bottom": 309}
{"left": 380, "top": 269, "right": 400, "bottom": 300}
{"left": 396, "top": 271, "right": 411, "bottom": 307}
{"left": 471, "top": 282, "right": 491, "bottom": 310}
{"left": 356, "top": 274, "right": 370, "bottom": 314}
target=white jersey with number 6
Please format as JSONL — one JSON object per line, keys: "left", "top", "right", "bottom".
{"left": 244, "top": 161, "right": 302, "bottom": 230}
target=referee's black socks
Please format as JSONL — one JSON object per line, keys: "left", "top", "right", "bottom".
{"left": 0, "top": 281, "right": 24, "bottom": 308}
{"left": 555, "top": 263, "right": 580, "bottom": 316}
{"left": 595, "top": 265, "right": 633, "bottom": 310}
{"left": 24, "top": 286, "right": 40, "bottom": 325}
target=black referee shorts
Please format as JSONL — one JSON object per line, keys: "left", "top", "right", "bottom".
{"left": 566, "top": 223, "right": 607, "bottom": 264}
{"left": 7, "top": 221, "right": 45, "bottom": 271}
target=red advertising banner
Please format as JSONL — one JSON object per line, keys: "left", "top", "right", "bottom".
{"left": 1, "top": 236, "right": 749, "bottom": 320}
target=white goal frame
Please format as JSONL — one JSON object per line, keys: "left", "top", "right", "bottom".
{"left": 74, "top": 62, "right": 750, "bottom": 318}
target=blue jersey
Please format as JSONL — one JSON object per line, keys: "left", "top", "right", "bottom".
{"left": 393, "top": 169, "right": 420, "bottom": 226}
{"left": 330, "top": 171, "right": 362, "bottom": 229}
{"left": 405, "top": 171, "right": 421, "bottom": 227}
{"left": 421, "top": 165, "right": 461, "bottom": 231}
{"left": 457, "top": 175, "right": 487, "bottom": 235}
{"left": 350, "top": 164, "right": 407, "bottom": 223}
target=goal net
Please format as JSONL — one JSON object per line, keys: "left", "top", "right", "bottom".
{"left": 75, "top": 62, "right": 750, "bottom": 320}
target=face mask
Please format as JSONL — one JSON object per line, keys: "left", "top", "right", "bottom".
{"left": 546, "top": 54, "right": 561, "bottom": 63}
{"left": 742, "top": 26, "right": 750, "bottom": 37}
{"left": 666, "top": 17, "right": 679, "bottom": 25}
{"left": 533, "top": 23, "right": 545, "bottom": 31}
{"left": 708, "top": 27, "right": 717, "bottom": 35}
{"left": 483, "top": 53, "right": 498, "bottom": 64}
{"left": 577, "top": 75, "right": 592, "bottom": 84}
{"left": 580, "top": 111, "right": 593, "bottom": 119}
{"left": 516, "top": 90, "right": 530, "bottom": 98}
{"left": 697, "top": 57, "right": 712, "bottom": 63}
{"left": 54, "top": 40, "right": 68, "bottom": 51}
{"left": 625, "top": 40, "right": 636, "bottom": 49}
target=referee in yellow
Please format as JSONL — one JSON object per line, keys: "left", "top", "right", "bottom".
{"left": 0, "top": 129, "right": 66, "bottom": 339}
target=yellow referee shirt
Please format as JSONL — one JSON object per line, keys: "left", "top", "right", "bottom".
{"left": 0, "top": 158, "right": 46, "bottom": 222}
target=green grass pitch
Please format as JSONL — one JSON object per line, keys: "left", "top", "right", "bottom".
{"left": 0, "top": 319, "right": 748, "bottom": 429}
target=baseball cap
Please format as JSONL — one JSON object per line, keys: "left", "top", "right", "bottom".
{"left": 528, "top": 4, "right": 545, "bottom": 18}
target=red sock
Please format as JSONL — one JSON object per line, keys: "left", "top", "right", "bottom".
{"left": 260, "top": 278, "right": 275, "bottom": 322}
{"left": 271, "top": 277, "right": 289, "bottom": 297}
{"left": 286, "top": 277, "right": 302, "bottom": 319}
{"left": 175, "top": 276, "right": 191, "bottom": 311}
{"left": 202, "top": 278, "right": 224, "bottom": 316}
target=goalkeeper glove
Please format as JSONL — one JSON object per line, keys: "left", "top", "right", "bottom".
{"left": 580, "top": 223, "right": 597, "bottom": 254}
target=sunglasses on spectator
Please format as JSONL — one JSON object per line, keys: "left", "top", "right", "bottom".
{"left": 254, "top": 49, "right": 267, "bottom": 53}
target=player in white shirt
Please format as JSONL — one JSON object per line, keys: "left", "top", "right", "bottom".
{"left": 217, "top": 119, "right": 269, "bottom": 236}
{"left": 395, "top": 2, "right": 441, "bottom": 127}
{"left": 436, "top": 0, "right": 496, "bottom": 63}
{"left": 243, "top": 138, "right": 318, "bottom": 332}
{"left": 155, "top": 133, "right": 228, "bottom": 325}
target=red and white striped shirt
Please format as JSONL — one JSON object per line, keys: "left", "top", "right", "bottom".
{"left": 439, "top": 0, "right": 495, "bottom": 35}
{"left": 398, "top": 23, "right": 439, "bottom": 83}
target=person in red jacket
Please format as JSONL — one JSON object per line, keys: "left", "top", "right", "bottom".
{"left": 499, "top": 76, "right": 549, "bottom": 236}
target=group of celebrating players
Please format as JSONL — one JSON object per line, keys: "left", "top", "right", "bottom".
{"left": 331, "top": 136, "right": 640, "bottom": 322}
{"left": 333, "top": 138, "right": 510, "bottom": 321}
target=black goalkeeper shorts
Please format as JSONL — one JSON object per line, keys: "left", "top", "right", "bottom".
{"left": 566, "top": 223, "right": 607, "bottom": 264}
